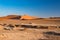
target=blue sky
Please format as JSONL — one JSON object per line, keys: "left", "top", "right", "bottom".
{"left": 0, "top": 0, "right": 60, "bottom": 17}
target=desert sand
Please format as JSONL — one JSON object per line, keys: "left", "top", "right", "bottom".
{"left": 0, "top": 15, "right": 60, "bottom": 40}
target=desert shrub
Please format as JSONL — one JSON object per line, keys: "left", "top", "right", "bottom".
{"left": 15, "top": 24, "right": 20, "bottom": 27}
{"left": 39, "top": 26, "right": 48, "bottom": 29}
{"left": 44, "top": 31, "right": 55, "bottom": 35}
{"left": 44, "top": 31, "right": 60, "bottom": 36}
{"left": 21, "top": 25, "right": 37, "bottom": 28}
{"left": 6, "top": 24, "right": 14, "bottom": 30}
{"left": 54, "top": 32, "right": 60, "bottom": 36}
{"left": 4, "top": 27, "right": 11, "bottom": 30}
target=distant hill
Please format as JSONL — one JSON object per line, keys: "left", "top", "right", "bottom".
{"left": 0, "top": 15, "right": 21, "bottom": 20}
{"left": 0, "top": 15, "right": 38, "bottom": 20}
{"left": 5, "top": 15, "right": 21, "bottom": 19}
{"left": 50, "top": 17, "right": 60, "bottom": 19}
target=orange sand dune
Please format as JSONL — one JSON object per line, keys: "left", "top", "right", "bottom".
{"left": 21, "top": 15, "right": 37, "bottom": 20}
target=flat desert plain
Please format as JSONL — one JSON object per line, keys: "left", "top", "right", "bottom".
{"left": 0, "top": 19, "right": 60, "bottom": 40}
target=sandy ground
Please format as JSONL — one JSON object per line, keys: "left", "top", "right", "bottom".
{"left": 0, "top": 19, "right": 60, "bottom": 40}
{"left": 0, "top": 29, "right": 48, "bottom": 40}
{"left": 0, "top": 19, "right": 60, "bottom": 25}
